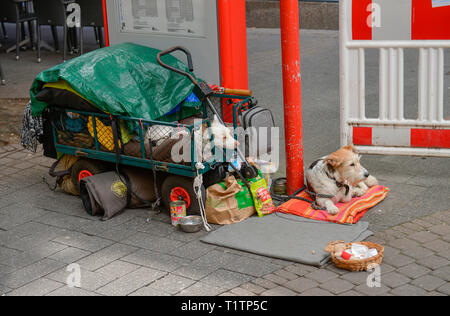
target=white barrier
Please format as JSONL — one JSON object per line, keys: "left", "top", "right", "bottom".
{"left": 340, "top": 0, "right": 450, "bottom": 157}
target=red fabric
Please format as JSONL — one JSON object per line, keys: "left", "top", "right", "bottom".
{"left": 277, "top": 185, "right": 390, "bottom": 225}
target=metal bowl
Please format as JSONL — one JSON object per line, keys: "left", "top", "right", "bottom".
{"left": 179, "top": 216, "right": 203, "bottom": 233}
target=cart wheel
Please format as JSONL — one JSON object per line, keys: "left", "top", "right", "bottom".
{"left": 71, "top": 159, "right": 110, "bottom": 190}
{"left": 161, "top": 175, "right": 205, "bottom": 215}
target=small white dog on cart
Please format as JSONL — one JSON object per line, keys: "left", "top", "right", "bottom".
{"left": 306, "top": 145, "right": 378, "bottom": 215}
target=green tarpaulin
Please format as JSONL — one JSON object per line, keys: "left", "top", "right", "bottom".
{"left": 30, "top": 43, "right": 202, "bottom": 122}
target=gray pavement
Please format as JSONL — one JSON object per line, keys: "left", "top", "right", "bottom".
{"left": 0, "top": 145, "right": 448, "bottom": 296}
{"left": 0, "top": 145, "right": 292, "bottom": 296}
{"left": 247, "top": 29, "right": 450, "bottom": 232}
{"left": 0, "top": 28, "right": 449, "bottom": 296}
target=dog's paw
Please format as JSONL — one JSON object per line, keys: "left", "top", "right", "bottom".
{"left": 327, "top": 205, "right": 340, "bottom": 215}
{"left": 352, "top": 188, "right": 366, "bottom": 197}
{"left": 365, "top": 175, "right": 378, "bottom": 187}
{"left": 342, "top": 194, "right": 353, "bottom": 203}
{"left": 352, "top": 182, "right": 368, "bottom": 197}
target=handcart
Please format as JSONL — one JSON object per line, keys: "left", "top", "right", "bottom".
{"left": 49, "top": 46, "right": 256, "bottom": 214}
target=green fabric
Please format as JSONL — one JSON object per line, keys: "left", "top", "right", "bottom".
{"left": 218, "top": 179, "right": 254, "bottom": 210}
{"left": 30, "top": 43, "right": 202, "bottom": 122}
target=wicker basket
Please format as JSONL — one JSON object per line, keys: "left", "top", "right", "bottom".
{"left": 325, "top": 241, "right": 384, "bottom": 272}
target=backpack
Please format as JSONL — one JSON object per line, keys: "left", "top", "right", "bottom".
{"left": 238, "top": 106, "right": 275, "bottom": 157}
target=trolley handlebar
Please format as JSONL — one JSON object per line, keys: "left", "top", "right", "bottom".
{"left": 157, "top": 47, "right": 257, "bottom": 179}
{"left": 157, "top": 46, "right": 198, "bottom": 85}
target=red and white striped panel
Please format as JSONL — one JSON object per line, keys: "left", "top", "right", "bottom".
{"left": 353, "top": 127, "right": 450, "bottom": 149}
{"left": 352, "top": 0, "right": 450, "bottom": 41}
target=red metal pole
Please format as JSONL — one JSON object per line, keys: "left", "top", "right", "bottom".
{"left": 218, "top": 0, "right": 249, "bottom": 123}
{"left": 280, "top": 0, "right": 304, "bottom": 195}
{"left": 102, "top": 0, "right": 110, "bottom": 47}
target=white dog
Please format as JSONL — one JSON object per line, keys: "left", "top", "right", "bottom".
{"left": 209, "top": 115, "right": 240, "bottom": 150}
{"left": 305, "top": 145, "right": 378, "bottom": 215}
{"left": 196, "top": 115, "right": 240, "bottom": 162}
{"left": 162, "top": 115, "right": 239, "bottom": 163}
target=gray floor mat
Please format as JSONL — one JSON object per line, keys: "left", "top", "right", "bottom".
{"left": 201, "top": 213, "right": 373, "bottom": 267}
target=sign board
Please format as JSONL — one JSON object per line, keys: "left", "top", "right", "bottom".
{"left": 104, "top": 0, "right": 220, "bottom": 84}
{"left": 119, "top": 0, "right": 206, "bottom": 37}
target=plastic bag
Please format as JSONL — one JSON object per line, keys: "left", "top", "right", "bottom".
{"left": 30, "top": 43, "right": 202, "bottom": 122}
{"left": 249, "top": 177, "right": 276, "bottom": 217}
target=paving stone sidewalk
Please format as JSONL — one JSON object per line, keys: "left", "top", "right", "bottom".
{"left": 0, "top": 146, "right": 292, "bottom": 296}
{"left": 224, "top": 211, "right": 450, "bottom": 296}
{"left": 0, "top": 146, "right": 449, "bottom": 296}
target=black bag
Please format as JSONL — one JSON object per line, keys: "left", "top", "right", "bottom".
{"left": 41, "top": 109, "right": 58, "bottom": 159}
{"left": 79, "top": 167, "right": 157, "bottom": 220}
{"left": 203, "top": 163, "right": 227, "bottom": 189}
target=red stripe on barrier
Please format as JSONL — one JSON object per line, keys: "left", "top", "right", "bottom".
{"left": 412, "top": 0, "right": 450, "bottom": 40}
{"left": 411, "top": 129, "right": 450, "bottom": 148}
{"left": 352, "top": 0, "right": 373, "bottom": 40}
{"left": 353, "top": 127, "right": 372, "bottom": 146}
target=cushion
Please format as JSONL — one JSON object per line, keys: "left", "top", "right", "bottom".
{"left": 277, "top": 185, "right": 390, "bottom": 225}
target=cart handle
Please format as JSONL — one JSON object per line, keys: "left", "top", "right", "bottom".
{"left": 157, "top": 46, "right": 198, "bottom": 85}
{"left": 222, "top": 88, "right": 253, "bottom": 97}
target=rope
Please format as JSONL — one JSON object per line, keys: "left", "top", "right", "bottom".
{"left": 43, "top": 175, "right": 58, "bottom": 192}
{"left": 270, "top": 177, "right": 329, "bottom": 211}
{"left": 194, "top": 162, "right": 212, "bottom": 232}
{"left": 112, "top": 116, "right": 160, "bottom": 213}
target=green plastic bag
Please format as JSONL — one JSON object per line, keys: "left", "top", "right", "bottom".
{"left": 30, "top": 43, "right": 202, "bottom": 123}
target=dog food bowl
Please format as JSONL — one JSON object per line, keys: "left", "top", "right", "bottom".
{"left": 179, "top": 216, "right": 203, "bottom": 233}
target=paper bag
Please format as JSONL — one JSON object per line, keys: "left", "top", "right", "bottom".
{"left": 206, "top": 176, "right": 256, "bottom": 225}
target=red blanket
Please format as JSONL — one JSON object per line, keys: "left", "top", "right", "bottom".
{"left": 277, "top": 185, "right": 389, "bottom": 225}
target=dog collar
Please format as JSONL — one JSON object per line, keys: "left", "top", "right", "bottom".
{"left": 335, "top": 180, "right": 350, "bottom": 196}
{"left": 325, "top": 165, "right": 350, "bottom": 196}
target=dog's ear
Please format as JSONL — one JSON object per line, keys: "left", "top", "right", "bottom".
{"left": 343, "top": 144, "right": 358, "bottom": 154}
{"left": 324, "top": 152, "right": 343, "bottom": 168}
